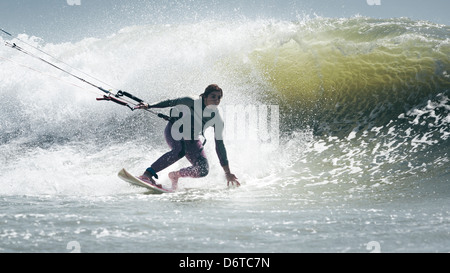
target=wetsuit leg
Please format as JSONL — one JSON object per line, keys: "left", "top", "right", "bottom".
{"left": 150, "top": 122, "right": 185, "bottom": 173}
{"left": 178, "top": 140, "right": 209, "bottom": 178}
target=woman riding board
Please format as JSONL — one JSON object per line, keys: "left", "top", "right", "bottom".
{"left": 134, "top": 84, "right": 240, "bottom": 191}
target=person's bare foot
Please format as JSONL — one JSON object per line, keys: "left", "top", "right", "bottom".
{"left": 169, "top": 171, "right": 180, "bottom": 191}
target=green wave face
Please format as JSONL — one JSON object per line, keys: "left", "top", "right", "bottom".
{"left": 248, "top": 17, "right": 449, "bottom": 135}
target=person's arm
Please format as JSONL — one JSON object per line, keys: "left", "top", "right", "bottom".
{"left": 215, "top": 139, "right": 240, "bottom": 187}
{"left": 135, "top": 98, "right": 178, "bottom": 109}
{"left": 135, "top": 97, "right": 196, "bottom": 110}
{"left": 212, "top": 111, "right": 240, "bottom": 187}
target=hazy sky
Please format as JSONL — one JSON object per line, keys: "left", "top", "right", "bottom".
{"left": 1, "top": 0, "right": 449, "bottom": 43}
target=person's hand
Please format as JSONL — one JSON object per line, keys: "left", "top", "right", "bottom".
{"left": 134, "top": 102, "right": 149, "bottom": 110}
{"left": 226, "top": 173, "right": 240, "bottom": 187}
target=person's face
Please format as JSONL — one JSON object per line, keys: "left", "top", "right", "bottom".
{"left": 204, "top": 91, "right": 222, "bottom": 107}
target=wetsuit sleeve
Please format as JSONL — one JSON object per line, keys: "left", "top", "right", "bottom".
{"left": 215, "top": 139, "right": 229, "bottom": 167}
{"left": 214, "top": 110, "right": 229, "bottom": 167}
{"left": 148, "top": 99, "right": 178, "bottom": 108}
{"left": 149, "top": 97, "right": 194, "bottom": 108}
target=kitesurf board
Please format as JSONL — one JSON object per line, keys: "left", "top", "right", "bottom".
{"left": 118, "top": 168, "right": 174, "bottom": 194}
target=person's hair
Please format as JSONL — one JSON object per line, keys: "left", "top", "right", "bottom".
{"left": 200, "top": 84, "right": 223, "bottom": 98}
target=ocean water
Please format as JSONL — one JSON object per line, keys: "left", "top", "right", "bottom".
{"left": 0, "top": 16, "right": 449, "bottom": 253}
